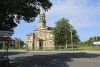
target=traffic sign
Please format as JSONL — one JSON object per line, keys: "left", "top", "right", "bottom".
{"left": 0, "top": 31, "right": 14, "bottom": 37}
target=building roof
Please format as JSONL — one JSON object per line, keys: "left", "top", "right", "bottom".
{"left": 26, "top": 33, "right": 34, "bottom": 36}
{"left": 47, "top": 27, "right": 54, "bottom": 30}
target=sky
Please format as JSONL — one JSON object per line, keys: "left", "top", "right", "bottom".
{"left": 13, "top": 0, "right": 100, "bottom": 42}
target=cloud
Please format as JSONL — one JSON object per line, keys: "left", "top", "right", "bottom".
{"left": 46, "top": 0, "right": 100, "bottom": 28}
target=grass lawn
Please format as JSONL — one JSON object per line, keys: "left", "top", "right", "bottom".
{"left": 76, "top": 46, "right": 100, "bottom": 51}
{"left": 1, "top": 46, "right": 100, "bottom": 51}
{"left": 36, "top": 46, "right": 100, "bottom": 51}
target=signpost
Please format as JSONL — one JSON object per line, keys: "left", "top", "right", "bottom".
{"left": 0, "top": 31, "right": 13, "bottom": 56}
{"left": 0, "top": 31, "right": 14, "bottom": 67}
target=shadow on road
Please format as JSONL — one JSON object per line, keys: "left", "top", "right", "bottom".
{"left": 10, "top": 54, "right": 71, "bottom": 67}
{"left": 9, "top": 52, "right": 100, "bottom": 67}
{"left": 0, "top": 51, "right": 26, "bottom": 56}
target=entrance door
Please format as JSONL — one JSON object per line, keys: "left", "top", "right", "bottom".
{"left": 39, "top": 40, "right": 43, "bottom": 49}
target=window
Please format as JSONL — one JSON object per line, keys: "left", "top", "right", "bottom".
{"left": 47, "top": 34, "right": 49, "bottom": 38}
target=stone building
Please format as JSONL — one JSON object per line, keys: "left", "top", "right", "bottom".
{"left": 26, "top": 10, "right": 54, "bottom": 51}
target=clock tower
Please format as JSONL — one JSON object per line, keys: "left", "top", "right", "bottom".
{"left": 38, "top": 8, "right": 46, "bottom": 28}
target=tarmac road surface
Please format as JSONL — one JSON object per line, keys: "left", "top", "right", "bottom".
{"left": 5, "top": 51, "right": 100, "bottom": 67}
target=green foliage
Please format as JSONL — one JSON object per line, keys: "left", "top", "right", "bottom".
{"left": 53, "top": 18, "right": 80, "bottom": 48}
{"left": 71, "top": 29, "right": 80, "bottom": 44}
{"left": 0, "top": 0, "right": 52, "bottom": 31}
{"left": 53, "top": 18, "right": 68, "bottom": 47}
{"left": 77, "top": 42, "right": 86, "bottom": 47}
{"left": 15, "top": 38, "right": 25, "bottom": 48}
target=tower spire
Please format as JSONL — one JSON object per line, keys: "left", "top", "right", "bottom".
{"left": 38, "top": 7, "right": 46, "bottom": 28}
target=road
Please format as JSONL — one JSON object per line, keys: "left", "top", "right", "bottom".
{"left": 1, "top": 51, "right": 100, "bottom": 67}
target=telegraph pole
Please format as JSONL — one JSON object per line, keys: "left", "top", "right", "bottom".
{"left": 71, "top": 29, "right": 74, "bottom": 51}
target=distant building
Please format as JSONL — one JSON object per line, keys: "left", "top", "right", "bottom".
{"left": 26, "top": 10, "right": 55, "bottom": 50}
{"left": 93, "top": 41, "right": 100, "bottom": 45}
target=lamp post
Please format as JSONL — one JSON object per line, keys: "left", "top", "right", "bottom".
{"left": 70, "top": 25, "right": 74, "bottom": 51}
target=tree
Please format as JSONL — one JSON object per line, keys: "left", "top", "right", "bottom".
{"left": 0, "top": 0, "right": 52, "bottom": 31}
{"left": 14, "top": 38, "right": 25, "bottom": 48}
{"left": 53, "top": 18, "right": 80, "bottom": 49}
{"left": 71, "top": 29, "right": 80, "bottom": 44}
